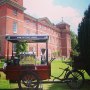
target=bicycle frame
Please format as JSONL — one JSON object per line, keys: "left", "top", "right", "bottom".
{"left": 51, "top": 66, "right": 70, "bottom": 81}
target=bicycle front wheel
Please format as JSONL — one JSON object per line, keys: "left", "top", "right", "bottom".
{"left": 66, "top": 70, "right": 85, "bottom": 89}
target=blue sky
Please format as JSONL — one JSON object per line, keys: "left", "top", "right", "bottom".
{"left": 54, "top": 0, "right": 90, "bottom": 16}
{"left": 23, "top": 0, "right": 90, "bottom": 34}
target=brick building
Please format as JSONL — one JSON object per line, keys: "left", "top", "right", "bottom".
{"left": 0, "top": 0, "right": 71, "bottom": 58}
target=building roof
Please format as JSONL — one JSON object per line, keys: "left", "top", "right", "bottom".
{"left": 24, "top": 13, "right": 60, "bottom": 32}
{"left": 0, "top": 0, "right": 26, "bottom": 11}
{"left": 24, "top": 13, "right": 37, "bottom": 22}
{"left": 56, "top": 21, "right": 70, "bottom": 27}
{"left": 38, "top": 17, "right": 60, "bottom": 32}
{"left": 38, "top": 17, "right": 52, "bottom": 25}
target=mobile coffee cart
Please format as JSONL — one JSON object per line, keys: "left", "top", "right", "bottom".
{"left": 0, "top": 35, "right": 84, "bottom": 90}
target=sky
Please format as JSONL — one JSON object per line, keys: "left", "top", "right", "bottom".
{"left": 23, "top": 0, "right": 90, "bottom": 34}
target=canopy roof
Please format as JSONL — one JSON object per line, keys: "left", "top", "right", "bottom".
{"left": 5, "top": 34, "right": 49, "bottom": 43}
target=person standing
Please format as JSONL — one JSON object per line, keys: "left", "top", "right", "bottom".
{"left": 41, "top": 48, "right": 46, "bottom": 64}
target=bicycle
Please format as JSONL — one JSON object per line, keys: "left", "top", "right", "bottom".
{"left": 51, "top": 60, "right": 85, "bottom": 89}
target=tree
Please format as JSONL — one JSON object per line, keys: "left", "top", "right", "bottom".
{"left": 70, "top": 31, "right": 78, "bottom": 50}
{"left": 70, "top": 31, "right": 79, "bottom": 56}
{"left": 16, "top": 42, "right": 27, "bottom": 57}
{"left": 78, "top": 5, "right": 90, "bottom": 61}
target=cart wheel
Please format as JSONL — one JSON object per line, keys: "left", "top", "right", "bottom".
{"left": 19, "top": 72, "right": 40, "bottom": 90}
{"left": 66, "top": 70, "right": 85, "bottom": 89}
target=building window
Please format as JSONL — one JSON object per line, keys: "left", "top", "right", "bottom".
{"left": 14, "top": 0, "right": 18, "bottom": 2}
{"left": 26, "top": 29, "right": 30, "bottom": 34}
{"left": 44, "top": 26, "right": 46, "bottom": 30}
{"left": 13, "top": 9, "right": 18, "bottom": 16}
{"left": 26, "top": 19, "right": 30, "bottom": 23}
{"left": 13, "top": 22, "right": 18, "bottom": 33}
{"left": 31, "top": 22, "right": 36, "bottom": 27}
{"left": 49, "top": 36, "right": 51, "bottom": 43}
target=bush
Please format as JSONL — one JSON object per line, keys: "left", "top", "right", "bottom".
{"left": 0, "top": 54, "right": 4, "bottom": 59}
{"left": 52, "top": 51, "right": 61, "bottom": 58}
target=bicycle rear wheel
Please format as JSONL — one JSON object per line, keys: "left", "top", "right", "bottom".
{"left": 66, "top": 70, "right": 85, "bottom": 89}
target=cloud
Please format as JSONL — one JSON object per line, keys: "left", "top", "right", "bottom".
{"left": 23, "top": 0, "right": 82, "bottom": 34}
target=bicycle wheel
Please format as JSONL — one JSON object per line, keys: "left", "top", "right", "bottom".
{"left": 66, "top": 70, "right": 85, "bottom": 89}
{"left": 19, "top": 72, "right": 40, "bottom": 90}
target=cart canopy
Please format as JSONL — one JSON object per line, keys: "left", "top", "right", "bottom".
{"left": 5, "top": 34, "right": 49, "bottom": 43}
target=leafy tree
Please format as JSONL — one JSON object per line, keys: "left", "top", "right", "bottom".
{"left": 70, "top": 31, "right": 78, "bottom": 50}
{"left": 78, "top": 5, "right": 90, "bottom": 61}
{"left": 52, "top": 50, "right": 61, "bottom": 57}
{"left": 70, "top": 31, "right": 79, "bottom": 56}
{"left": 16, "top": 42, "right": 27, "bottom": 57}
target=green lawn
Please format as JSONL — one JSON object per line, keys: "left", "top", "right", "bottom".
{"left": 0, "top": 60, "right": 90, "bottom": 90}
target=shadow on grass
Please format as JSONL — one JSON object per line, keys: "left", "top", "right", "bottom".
{"left": 0, "top": 88, "right": 39, "bottom": 90}
{"left": 0, "top": 88, "right": 42, "bottom": 90}
{"left": 1, "top": 80, "right": 90, "bottom": 90}
{"left": 47, "top": 83, "right": 70, "bottom": 90}
{"left": 47, "top": 80, "right": 90, "bottom": 90}
{"left": 82, "top": 80, "right": 90, "bottom": 90}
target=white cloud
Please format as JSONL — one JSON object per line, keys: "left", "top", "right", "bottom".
{"left": 23, "top": 0, "right": 82, "bottom": 34}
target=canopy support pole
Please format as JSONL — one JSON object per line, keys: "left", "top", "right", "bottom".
{"left": 46, "top": 41, "right": 48, "bottom": 65}
{"left": 7, "top": 41, "right": 9, "bottom": 61}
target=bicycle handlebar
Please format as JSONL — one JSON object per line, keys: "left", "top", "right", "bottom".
{"left": 49, "top": 58, "right": 56, "bottom": 63}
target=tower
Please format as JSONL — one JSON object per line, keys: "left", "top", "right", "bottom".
{"left": 56, "top": 22, "right": 71, "bottom": 58}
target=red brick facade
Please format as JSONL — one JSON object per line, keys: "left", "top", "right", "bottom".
{"left": 0, "top": 0, "right": 71, "bottom": 58}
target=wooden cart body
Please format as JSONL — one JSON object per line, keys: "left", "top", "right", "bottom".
{"left": 3, "top": 64, "right": 51, "bottom": 81}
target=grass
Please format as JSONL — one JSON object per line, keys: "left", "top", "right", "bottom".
{"left": 0, "top": 60, "right": 90, "bottom": 90}
{"left": 0, "top": 62, "right": 3, "bottom": 68}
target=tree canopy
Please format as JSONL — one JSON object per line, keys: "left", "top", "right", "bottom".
{"left": 70, "top": 31, "right": 78, "bottom": 50}
{"left": 70, "top": 31, "right": 79, "bottom": 56}
{"left": 16, "top": 42, "right": 27, "bottom": 56}
{"left": 78, "top": 5, "right": 90, "bottom": 60}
